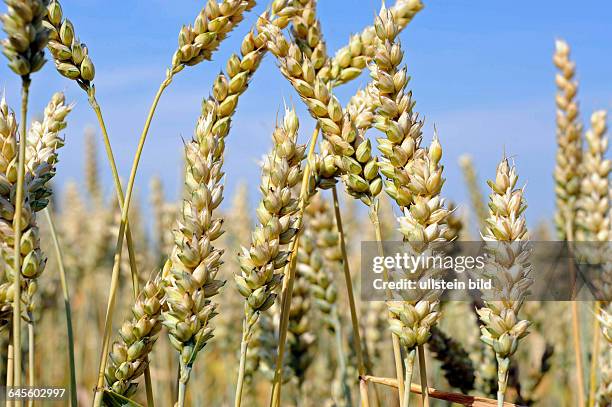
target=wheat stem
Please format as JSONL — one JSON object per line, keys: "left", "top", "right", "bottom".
{"left": 12, "top": 76, "right": 31, "bottom": 390}
{"left": 6, "top": 331, "right": 13, "bottom": 407}
{"left": 402, "top": 349, "right": 416, "bottom": 407}
{"left": 92, "top": 75, "right": 172, "bottom": 407}
{"left": 88, "top": 94, "right": 141, "bottom": 297}
{"left": 43, "top": 208, "right": 76, "bottom": 407}
{"left": 269, "top": 125, "right": 319, "bottom": 407}
{"left": 417, "top": 345, "right": 429, "bottom": 407}
{"left": 369, "top": 206, "right": 406, "bottom": 404}
{"left": 566, "top": 219, "right": 585, "bottom": 407}
{"left": 588, "top": 301, "right": 602, "bottom": 407}
{"left": 88, "top": 93, "right": 154, "bottom": 406}
{"left": 332, "top": 313, "right": 353, "bottom": 406}
{"left": 235, "top": 316, "right": 257, "bottom": 407}
{"left": 27, "top": 318, "right": 34, "bottom": 407}
{"left": 331, "top": 186, "right": 371, "bottom": 407}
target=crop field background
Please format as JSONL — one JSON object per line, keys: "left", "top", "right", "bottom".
{"left": 0, "top": 0, "right": 611, "bottom": 406}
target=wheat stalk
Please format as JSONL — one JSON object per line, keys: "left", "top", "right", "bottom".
{"left": 91, "top": 4, "right": 263, "bottom": 403}
{"left": 596, "top": 308, "right": 611, "bottom": 405}
{"left": 476, "top": 157, "right": 531, "bottom": 407}
{"left": 552, "top": 39, "right": 587, "bottom": 407}
{"left": 303, "top": 195, "right": 353, "bottom": 405}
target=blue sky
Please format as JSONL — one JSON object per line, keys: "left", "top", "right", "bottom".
{"left": 1, "top": 0, "right": 611, "bottom": 232}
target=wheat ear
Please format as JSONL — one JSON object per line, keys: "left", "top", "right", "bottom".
{"left": 370, "top": 8, "right": 445, "bottom": 406}
{"left": 105, "top": 276, "right": 164, "bottom": 397}
{"left": 234, "top": 107, "right": 305, "bottom": 407}
{"left": 160, "top": 110, "right": 227, "bottom": 406}
{"left": 553, "top": 39, "right": 583, "bottom": 239}
{"left": 476, "top": 158, "right": 531, "bottom": 407}
{"left": 575, "top": 110, "right": 610, "bottom": 406}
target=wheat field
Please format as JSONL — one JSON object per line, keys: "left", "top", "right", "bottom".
{"left": 0, "top": 0, "right": 610, "bottom": 406}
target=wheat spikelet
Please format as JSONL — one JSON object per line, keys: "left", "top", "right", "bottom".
{"left": 553, "top": 39, "right": 583, "bottom": 239}
{"left": 161, "top": 108, "right": 226, "bottom": 396}
{"left": 263, "top": 25, "right": 354, "bottom": 156}
{"left": 370, "top": 8, "right": 424, "bottom": 210}
{"left": 476, "top": 158, "right": 531, "bottom": 406}
{"left": 1, "top": 0, "right": 48, "bottom": 76}
{"left": 371, "top": 8, "right": 448, "bottom": 342}
{"left": 105, "top": 276, "right": 164, "bottom": 397}
{"left": 199, "top": 3, "right": 300, "bottom": 142}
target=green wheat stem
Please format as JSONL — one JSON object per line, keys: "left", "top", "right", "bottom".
{"left": 331, "top": 185, "right": 371, "bottom": 407}
{"left": 92, "top": 74, "right": 173, "bottom": 407}
{"left": 88, "top": 92, "right": 154, "bottom": 407}
{"left": 12, "top": 76, "right": 31, "bottom": 390}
